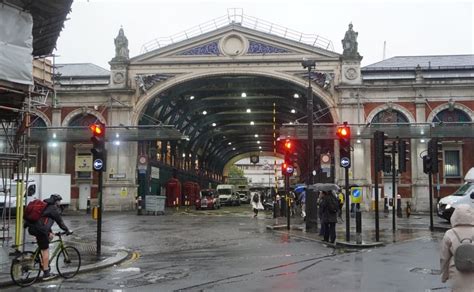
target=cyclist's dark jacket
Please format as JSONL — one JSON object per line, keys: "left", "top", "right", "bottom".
{"left": 26, "top": 198, "right": 69, "bottom": 236}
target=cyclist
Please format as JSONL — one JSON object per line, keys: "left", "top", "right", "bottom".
{"left": 25, "top": 194, "right": 72, "bottom": 280}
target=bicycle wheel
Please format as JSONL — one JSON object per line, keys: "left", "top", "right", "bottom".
{"left": 10, "top": 251, "right": 41, "bottom": 287}
{"left": 56, "top": 246, "right": 81, "bottom": 278}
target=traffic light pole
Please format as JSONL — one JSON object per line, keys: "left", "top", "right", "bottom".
{"left": 97, "top": 170, "right": 103, "bottom": 257}
{"left": 345, "top": 167, "right": 350, "bottom": 242}
{"left": 391, "top": 141, "right": 396, "bottom": 232}
{"left": 305, "top": 63, "right": 317, "bottom": 233}
{"left": 428, "top": 172, "right": 434, "bottom": 231}
{"left": 286, "top": 174, "right": 290, "bottom": 230}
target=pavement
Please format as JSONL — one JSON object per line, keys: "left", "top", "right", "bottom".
{"left": 265, "top": 209, "right": 452, "bottom": 248}
{"left": 0, "top": 212, "right": 130, "bottom": 288}
{"left": 0, "top": 207, "right": 453, "bottom": 288}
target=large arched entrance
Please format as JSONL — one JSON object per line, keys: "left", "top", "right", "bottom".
{"left": 137, "top": 73, "right": 336, "bottom": 190}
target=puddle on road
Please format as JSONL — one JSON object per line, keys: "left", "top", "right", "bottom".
{"left": 410, "top": 267, "right": 441, "bottom": 275}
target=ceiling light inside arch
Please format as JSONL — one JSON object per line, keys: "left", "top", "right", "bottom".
{"left": 190, "top": 95, "right": 195, "bottom": 100}
{"left": 202, "top": 110, "right": 207, "bottom": 115}
{"left": 293, "top": 93, "right": 299, "bottom": 98}
{"left": 212, "top": 123, "right": 216, "bottom": 127}
{"left": 259, "top": 146, "right": 262, "bottom": 149}
{"left": 291, "top": 109, "right": 296, "bottom": 114}
{"left": 257, "top": 141, "right": 260, "bottom": 144}
{"left": 228, "top": 142, "right": 232, "bottom": 145}
{"left": 241, "top": 92, "right": 247, "bottom": 98}
{"left": 232, "top": 147, "right": 236, "bottom": 150}
{"left": 246, "top": 108, "right": 251, "bottom": 113}
{"left": 250, "top": 121, "right": 255, "bottom": 125}
{"left": 254, "top": 134, "right": 258, "bottom": 138}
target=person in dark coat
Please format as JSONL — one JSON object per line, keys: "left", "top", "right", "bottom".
{"left": 26, "top": 194, "right": 72, "bottom": 279}
{"left": 319, "top": 191, "right": 338, "bottom": 243}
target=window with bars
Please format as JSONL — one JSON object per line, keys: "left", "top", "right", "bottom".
{"left": 444, "top": 150, "right": 461, "bottom": 177}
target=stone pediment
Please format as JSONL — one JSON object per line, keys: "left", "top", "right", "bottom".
{"left": 131, "top": 24, "right": 340, "bottom": 64}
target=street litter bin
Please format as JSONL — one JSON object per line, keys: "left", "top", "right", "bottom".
{"left": 146, "top": 195, "right": 166, "bottom": 215}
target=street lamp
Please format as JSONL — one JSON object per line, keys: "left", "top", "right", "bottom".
{"left": 302, "top": 59, "right": 317, "bottom": 232}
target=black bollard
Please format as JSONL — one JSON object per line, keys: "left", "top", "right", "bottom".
{"left": 356, "top": 209, "right": 362, "bottom": 244}
{"left": 397, "top": 194, "right": 403, "bottom": 218}
{"left": 86, "top": 197, "right": 91, "bottom": 214}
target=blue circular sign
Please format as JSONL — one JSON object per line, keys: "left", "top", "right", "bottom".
{"left": 340, "top": 157, "right": 350, "bottom": 168}
{"left": 93, "top": 159, "right": 103, "bottom": 171}
{"left": 352, "top": 189, "right": 361, "bottom": 198}
{"left": 286, "top": 166, "right": 294, "bottom": 174}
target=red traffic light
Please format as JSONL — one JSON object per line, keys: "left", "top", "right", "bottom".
{"left": 336, "top": 125, "right": 350, "bottom": 139}
{"left": 284, "top": 139, "right": 293, "bottom": 150}
{"left": 89, "top": 123, "right": 105, "bottom": 136}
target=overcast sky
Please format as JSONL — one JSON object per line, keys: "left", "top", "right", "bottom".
{"left": 55, "top": 0, "right": 473, "bottom": 69}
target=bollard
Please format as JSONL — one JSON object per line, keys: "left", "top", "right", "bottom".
{"left": 383, "top": 197, "right": 389, "bottom": 213}
{"left": 136, "top": 196, "right": 143, "bottom": 215}
{"left": 86, "top": 197, "right": 91, "bottom": 214}
{"left": 406, "top": 201, "right": 412, "bottom": 218}
{"left": 356, "top": 209, "right": 362, "bottom": 244}
{"left": 396, "top": 194, "right": 403, "bottom": 218}
{"left": 92, "top": 206, "right": 98, "bottom": 220}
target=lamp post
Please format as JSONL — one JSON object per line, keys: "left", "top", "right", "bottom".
{"left": 302, "top": 59, "right": 317, "bottom": 232}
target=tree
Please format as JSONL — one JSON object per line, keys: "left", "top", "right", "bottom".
{"left": 228, "top": 165, "right": 245, "bottom": 178}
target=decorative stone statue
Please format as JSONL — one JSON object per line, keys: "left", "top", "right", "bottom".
{"left": 112, "top": 27, "right": 129, "bottom": 61}
{"left": 341, "top": 23, "right": 361, "bottom": 59}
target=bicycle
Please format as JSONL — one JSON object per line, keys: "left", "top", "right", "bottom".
{"left": 10, "top": 231, "right": 81, "bottom": 287}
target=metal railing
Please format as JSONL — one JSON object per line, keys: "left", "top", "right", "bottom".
{"left": 140, "top": 8, "right": 334, "bottom": 53}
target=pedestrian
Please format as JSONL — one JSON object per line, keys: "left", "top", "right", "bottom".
{"left": 298, "top": 189, "right": 306, "bottom": 220}
{"left": 251, "top": 192, "right": 263, "bottom": 217}
{"left": 440, "top": 204, "right": 474, "bottom": 291}
{"left": 337, "top": 190, "right": 345, "bottom": 222}
{"left": 319, "top": 191, "right": 339, "bottom": 243}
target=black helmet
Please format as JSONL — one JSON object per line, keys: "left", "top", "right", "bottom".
{"left": 50, "top": 194, "right": 62, "bottom": 202}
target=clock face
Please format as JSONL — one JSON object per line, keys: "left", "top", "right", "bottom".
{"left": 113, "top": 72, "right": 125, "bottom": 84}
{"left": 345, "top": 67, "right": 358, "bottom": 80}
{"left": 321, "top": 154, "right": 330, "bottom": 163}
{"left": 139, "top": 156, "right": 147, "bottom": 164}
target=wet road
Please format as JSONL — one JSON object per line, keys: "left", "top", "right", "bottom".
{"left": 3, "top": 206, "right": 450, "bottom": 291}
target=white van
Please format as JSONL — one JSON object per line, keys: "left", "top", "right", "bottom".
{"left": 437, "top": 167, "right": 474, "bottom": 220}
{"left": 216, "top": 184, "right": 239, "bottom": 206}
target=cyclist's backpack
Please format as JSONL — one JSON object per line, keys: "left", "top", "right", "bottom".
{"left": 452, "top": 229, "right": 474, "bottom": 272}
{"left": 24, "top": 199, "right": 47, "bottom": 222}
{"left": 253, "top": 194, "right": 259, "bottom": 203}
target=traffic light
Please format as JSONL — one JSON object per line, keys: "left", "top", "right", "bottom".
{"left": 336, "top": 122, "right": 351, "bottom": 168}
{"left": 90, "top": 122, "right": 106, "bottom": 171}
{"left": 422, "top": 155, "right": 432, "bottom": 174}
{"left": 374, "top": 131, "right": 386, "bottom": 172}
{"left": 281, "top": 162, "right": 293, "bottom": 176}
{"left": 284, "top": 139, "right": 293, "bottom": 152}
{"left": 398, "top": 139, "right": 409, "bottom": 173}
{"left": 428, "top": 138, "right": 442, "bottom": 174}
{"left": 282, "top": 139, "right": 294, "bottom": 176}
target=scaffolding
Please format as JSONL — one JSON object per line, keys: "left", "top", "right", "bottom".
{"left": 0, "top": 58, "right": 53, "bottom": 247}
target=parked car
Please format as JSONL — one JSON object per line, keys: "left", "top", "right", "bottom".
{"left": 437, "top": 167, "right": 474, "bottom": 221}
{"left": 195, "top": 189, "right": 221, "bottom": 210}
{"left": 230, "top": 192, "right": 241, "bottom": 206}
{"left": 238, "top": 191, "right": 250, "bottom": 204}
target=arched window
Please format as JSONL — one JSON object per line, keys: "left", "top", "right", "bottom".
{"left": 371, "top": 110, "right": 409, "bottom": 124}
{"left": 68, "top": 113, "right": 99, "bottom": 127}
{"left": 432, "top": 109, "right": 471, "bottom": 178}
{"left": 432, "top": 109, "right": 471, "bottom": 123}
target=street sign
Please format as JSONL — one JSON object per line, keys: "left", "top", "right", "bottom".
{"left": 286, "top": 165, "right": 294, "bottom": 174}
{"left": 93, "top": 159, "right": 103, "bottom": 171}
{"left": 351, "top": 187, "right": 363, "bottom": 203}
{"left": 340, "top": 157, "right": 351, "bottom": 168}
